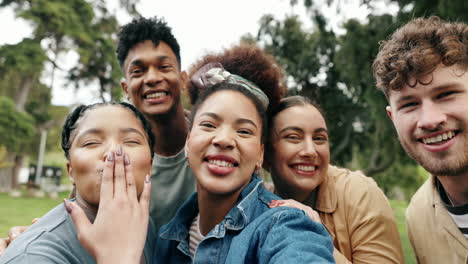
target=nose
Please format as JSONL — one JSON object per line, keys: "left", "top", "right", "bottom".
{"left": 417, "top": 101, "right": 446, "bottom": 131}
{"left": 144, "top": 67, "right": 162, "bottom": 86}
{"left": 102, "top": 143, "right": 121, "bottom": 161}
{"left": 299, "top": 138, "right": 317, "bottom": 158}
{"left": 212, "top": 127, "right": 235, "bottom": 150}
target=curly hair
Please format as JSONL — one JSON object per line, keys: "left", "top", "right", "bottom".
{"left": 187, "top": 44, "right": 285, "bottom": 108}
{"left": 61, "top": 102, "right": 155, "bottom": 160}
{"left": 372, "top": 16, "right": 468, "bottom": 98}
{"left": 186, "top": 44, "right": 286, "bottom": 142}
{"left": 116, "top": 16, "right": 181, "bottom": 68}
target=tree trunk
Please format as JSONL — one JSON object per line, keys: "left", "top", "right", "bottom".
{"left": 11, "top": 154, "right": 24, "bottom": 189}
{"left": 14, "top": 74, "right": 36, "bottom": 112}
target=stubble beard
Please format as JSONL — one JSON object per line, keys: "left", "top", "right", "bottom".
{"left": 399, "top": 133, "right": 468, "bottom": 177}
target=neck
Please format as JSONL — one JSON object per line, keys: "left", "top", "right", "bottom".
{"left": 437, "top": 172, "right": 468, "bottom": 206}
{"left": 197, "top": 187, "right": 241, "bottom": 236}
{"left": 276, "top": 186, "right": 317, "bottom": 205}
{"left": 75, "top": 192, "right": 97, "bottom": 223}
{"left": 147, "top": 104, "right": 188, "bottom": 157}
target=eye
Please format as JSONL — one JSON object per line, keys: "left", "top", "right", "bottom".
{"left": 82, "top": 141, "right": 100, "bottom": 147}
{"left": 237, "top": 129, "right": 253, "bottom": 136}
{"left": 399, "top": 102, "right": 418, "bottom": 110}
{"left": 285, "top": 134, "right": 300, "bottom": 139}
{"left": 160, "top": 64, "right": 173, "bottom": 71}
{"left": 436, "top": 90, "right": 457, "bottom": 99}
{"left": 313, "top": 135, "right": 328, "bottom": 144}
{"left": 200, "top": 122, "right": 216, "bottom": 129}
{"left": 124, "top": 139, "right": 141, "bottom": 145}
{"left": 130, "top": 68, "right": 144, "bottom": 76}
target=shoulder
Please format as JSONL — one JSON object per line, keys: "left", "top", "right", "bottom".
{"left": 329, "top": 165, "right": 383, "bottom": 201}
{"left": 328, "top": 165, "right": 395, "bottom": 220}
{"left": 1, "top": 204, "right": 87, "bottom": 263}
{"left": 406, "top": 178, "right": 433, "bottom": 223}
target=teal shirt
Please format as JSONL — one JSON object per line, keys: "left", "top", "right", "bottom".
{"left": 150, "top": 149, "right": 196, "bottom": 231}
{"left": 0, "top": 203, "right": 156, "bottom": 264}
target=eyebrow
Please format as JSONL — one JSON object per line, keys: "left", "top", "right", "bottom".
{"left": 278, "top": 126, "right": 328, "bottom": 134}
{"left": 128, "top": 56, "right": 171, "bottom": 69}
{"left": 199, "top": 112, "right": 258, "bottom": 129}
{"left": 76, "top": 127, "right": 146, "bottom": 139}
{"left": 395, "top": 82, "right": 462, "bottom": 105}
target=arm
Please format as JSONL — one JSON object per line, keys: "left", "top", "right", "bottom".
{"left": 270, "top": 199, "right": 351, "bottom": 264}
{"left": 260, "top": 208, "right": 334, "bottom": 264}
{"left": 66, "top": 151, "right": 151, "bottom": 264}
{"left": 0, "top": 219, "right": 40, "bottom": 257}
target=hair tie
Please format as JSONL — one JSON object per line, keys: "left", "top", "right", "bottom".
{"left": 190, "top": 62, "right": 269, "bottom": 108}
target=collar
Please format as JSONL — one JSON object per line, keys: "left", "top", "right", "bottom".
{"left": 159, "top": 175, "right": 265, "bottom": 241}
{"left": 314, "top": 165, "right": 339, "bottom": 214}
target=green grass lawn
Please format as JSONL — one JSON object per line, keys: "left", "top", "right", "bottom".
{"left": 0, "top": 191, "right": 69, "bottom": 237}
{"left": 390, "top": 200, "right": 416, "bottom": 264}
{"left": 0, "top": 193, "right": 416, "bottom": 263}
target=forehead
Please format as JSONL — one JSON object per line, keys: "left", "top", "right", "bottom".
{"left": 388, "top": 64, "right": 468, "bottom": 104}
{"left": 77, "top": 106, "right": 144, "bottom": 132}
{"left": 196, "top": 90, "right": 262, "bottom": 124}
{"left": 274, "top": 105, "right": 326, "bottom": 130}
{"left": 123, "top": 40, "right": 179, "bottom": 70}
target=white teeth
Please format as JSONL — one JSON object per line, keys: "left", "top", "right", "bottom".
{"left": 208, "top": 159, "right": 234, "bottom": 168}
{"left": 422, "top": 131, "right": 455, "bottom": 144}
{"left": 294, "top": 165, "right": 316, "bottom": 172}
{"left": 146, "top": 92, "right": 167, "bottom": 99}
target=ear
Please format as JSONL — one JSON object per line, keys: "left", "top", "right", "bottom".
{"left": 386, "top": 106, "right": 393, "bottom": 121}
{"left": 257, "top": 144, "right": 265, "bottom": 170}
{"left": 66, "top": 162, "right": 75, "bottom": 184}
{"left": 121, "top": 78, "right": 129, "bottom": 96}
{"left": 180, "top": 71, "right": 188, "bottom": 92}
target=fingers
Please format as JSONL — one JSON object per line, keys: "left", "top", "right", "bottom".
{"left": 269, "top": 199, "right": 322, "bottom": 223}
{"left": 8, "top": 225, "right": 28, "bottom": 242}
{"left": 64, "top": 199, "right": 91, "bottom": 238}
{"left": 0, "top": 237, "right": 9, "bottom": 256}
{"left": 100, "top": 151, "right": 115, "bottom": 204}
{"left": 139, "top": 175, "right": 151, "bottom": 212}
{"left": 113, "top": 145, "right": 126, "bottom": 199}
{"left": 124, "top": 153, "right": 137, "bottom": 202}
{"left": 31, "top": 218, "right": 40, "bottom": 224}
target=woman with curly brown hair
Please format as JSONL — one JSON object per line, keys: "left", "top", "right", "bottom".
{"left": 152, "top": 44, "right": 334, "bottom": 263}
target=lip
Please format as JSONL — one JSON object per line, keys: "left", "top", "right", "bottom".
{"left": 141, "top": 89, "right": 170, "bottom": 103}
{"left": 204, "top": 154, "right": 239, "bottom": 176}
{"left": 419, "top": 133, "right": 457, "bottom": 152}
{"left": 289, "top": 162, "right": 318, "bottom": 177}
{"left": 417, "top": 130, "right": 455, "bottom": 141}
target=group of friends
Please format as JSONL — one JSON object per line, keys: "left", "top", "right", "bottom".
{"left": 0, "top": 15, "right": 467, "bottom": 264}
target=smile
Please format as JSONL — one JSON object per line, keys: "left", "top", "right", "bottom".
{"left": 207, "top": 159, "right": 236, "bottom": 168}
{"left": 421, "top": 131, "right": 456, "bottom": 145}
{"left": 145, "top": 91, "right": 168, "bottom": 99}
{"left": 292, "top": 165, "right": 316, "bottom": 172}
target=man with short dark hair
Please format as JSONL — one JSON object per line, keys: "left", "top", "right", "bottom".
{"left": 373, "top": 16, "right": 468, "bottom": 263}
{"left": 117, "top": 17, "right": 195, "bottom": 231}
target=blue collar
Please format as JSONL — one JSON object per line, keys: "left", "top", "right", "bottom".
{"left": 159, "top": 175, "right": 268, "bottom": 242}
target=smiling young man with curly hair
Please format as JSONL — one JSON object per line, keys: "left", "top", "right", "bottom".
{"left": 373, "top": 16, "right": 468, "bottom": 263}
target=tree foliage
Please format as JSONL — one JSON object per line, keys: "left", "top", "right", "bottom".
{"left": 0, "top": 97, "right": 35, "bottom": 153}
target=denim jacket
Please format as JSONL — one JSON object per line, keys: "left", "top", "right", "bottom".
{"left": 154, "top": 175, "right": 334, "bottom": 264}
